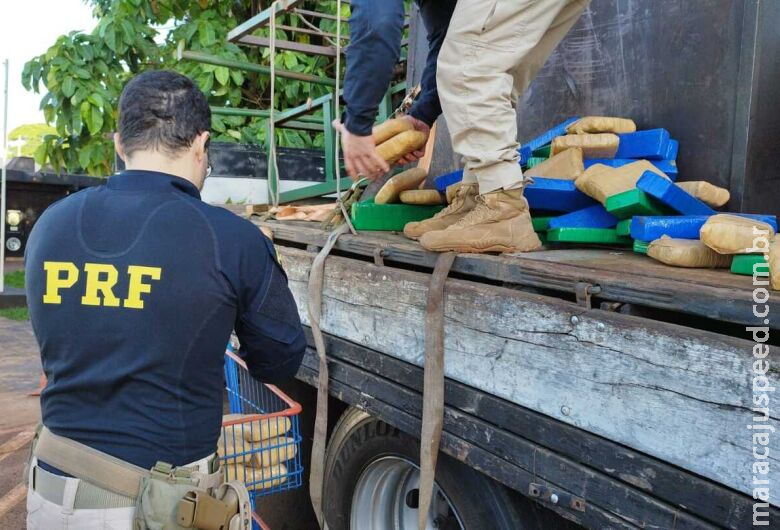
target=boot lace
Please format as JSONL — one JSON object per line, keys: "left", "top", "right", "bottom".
{"left": 433, "top": 186, "right": 469, "bottom": 218}
{"left": 450, "top": 195, "right": 492, "bottom": 228}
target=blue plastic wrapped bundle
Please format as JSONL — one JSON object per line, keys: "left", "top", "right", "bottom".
{"left": 630, "top": 214, "right": 778, "bottom": 241}
{"left": 433, "top": 169, "right": 464, "bottom": 193}
{"left": 518, "top": 117, "right": 580, "bottom": 165}
{"left": 615, "top": 129, "right": 671, "bottom": 159}
{"left": 525, "top": 177, "right": 597, "bottom": 212}
{"left": 636, "top": 171, "right": 716, "bottom": 215}
{"left": 548, "top": 205, "right": 618, "bottom": 229}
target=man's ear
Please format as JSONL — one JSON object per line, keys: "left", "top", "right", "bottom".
{"left": 195, "top": 131, "right": 210, "bottom": 162}
{"left": 114, "top": 133, "right": 126, "bottom": 162}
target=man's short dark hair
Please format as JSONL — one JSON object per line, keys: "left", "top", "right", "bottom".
{"left": 118, "top": 70, "right": 211, "bottom": 157}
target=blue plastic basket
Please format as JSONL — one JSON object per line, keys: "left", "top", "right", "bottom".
{"left": 221, "top": 346, "right": 304, "bottom": 508}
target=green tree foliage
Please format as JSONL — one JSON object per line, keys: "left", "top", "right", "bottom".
{"left": 22, "top": 0, "right": 351, "bottom": 176}
{"left": 7, "top": 123, "right": 56, "bottom": 158}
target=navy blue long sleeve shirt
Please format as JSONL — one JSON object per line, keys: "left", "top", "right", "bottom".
{"left": 25, "top": 170, "right": 306, "bottom": 471}
{"left": 343, "top": 0, "right": 457, "bottom": 136}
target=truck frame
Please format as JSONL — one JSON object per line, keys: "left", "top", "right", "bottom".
{"left": 257, "top": 219, "right": 779, "bottom": 530}
{"left": 205, "top": 2, "right": 780, "bottom": 527}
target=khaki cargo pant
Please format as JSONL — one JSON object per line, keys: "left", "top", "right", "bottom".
{"left": 437, "top": 0, "right": 590, "bottom": 194}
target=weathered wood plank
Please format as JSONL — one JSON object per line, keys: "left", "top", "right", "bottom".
{"left": 279, "top": 245, "right": 779, "bottom": 502}
{"left": 300, "top": 348, "right": 720, "bottom": 529}
{"left": 295, "top": 363, "right": 643, "bottom": 530}
{"left": 262, "top": 220, "right": 780, "bottom": 330}
{"left": 305, "top": 328, "right": 761, "bottom": 529}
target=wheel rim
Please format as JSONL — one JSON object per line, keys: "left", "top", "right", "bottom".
{"left": 350, "top": 456, "right": 465, "bottom": 530}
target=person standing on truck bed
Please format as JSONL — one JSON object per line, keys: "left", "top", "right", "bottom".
{"left": 23, "top": 70, "right": 307, "bottom": 529}
{"left": 334, "top": 0, "right": 589, "bottom": 253}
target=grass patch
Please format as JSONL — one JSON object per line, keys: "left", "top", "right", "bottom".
{"left": 0, "top": 307, "right": 29, "bottom": 321}
{"left": 1, "top": 271, "right": 27, "bottom": 320}
{"left": 0, "top": 270, "right": 27, "bottom": 319}
{"left": 4, "top": 270, "right": 25, "bottom": 289}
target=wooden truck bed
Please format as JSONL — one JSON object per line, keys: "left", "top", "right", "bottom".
{"left": 264, "top": 220, "right": 779, "bottom": 329}
{"left": 260, "top": 219, "right": 779, "bottom": 529}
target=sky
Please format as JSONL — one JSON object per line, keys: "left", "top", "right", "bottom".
{"left": 0, "top": 0, "right": 96, "bottom": 135}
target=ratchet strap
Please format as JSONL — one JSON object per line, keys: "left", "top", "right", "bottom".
{"left": 418, "top": 252, "right": 456, "bottom": 530}
{"left": 308, "top": 223, "right": 351, "bottom": 527}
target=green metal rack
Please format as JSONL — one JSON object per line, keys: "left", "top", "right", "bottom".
{"left": 178, "top": 1, "right": 408, "bottom": 205}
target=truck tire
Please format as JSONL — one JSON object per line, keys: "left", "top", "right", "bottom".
{"left": 322, "top": 407, "right": 545, "bottom": 530}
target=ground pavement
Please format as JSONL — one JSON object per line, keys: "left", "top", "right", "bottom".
{"left": 0, "top": 317, "right": 41, "bottom": 529}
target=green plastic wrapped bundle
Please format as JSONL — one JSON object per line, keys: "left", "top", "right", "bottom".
{"left": 526, "top": 157, "right": 548, "bottom": 168}
{"left": 606, "top": 189, "right": 671, "bottom": 219}
{"left": 616, "top": 219, "right": 632, "bottom": 237}
{"left": 351, "top": 199, "right": 443, "bottom": 231}
{"left": 731, "top": 254, "right": 769, "bottom": 276}
{"left": 633, "top": 240, "right": 649, "bottom": 254}
{"left": 547, "top": 227, "right": 631, "bottom": 245}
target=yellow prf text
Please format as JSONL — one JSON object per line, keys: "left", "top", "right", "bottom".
{"left": 42, "top": 261, "right": 162, "bottom": 309}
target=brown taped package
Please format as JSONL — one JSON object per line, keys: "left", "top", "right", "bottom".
{"left": 524, "top": 148, "right": 584, "bottom": 180}
{"left": 647, "top": 236, "right": 732, "bottom": 268}
{"left": 700, "top": 214, "right": 776, "bottom": 255}
{"left": 372, "top": 118, "right": 414, "bottom": 145}
{"left": 223, "top": 414, "right": 291, "bottom": 443}
{"left": 224, "top": 462, "right": 288, "bottom": 490}
{"left": 575, "top": 160, "right": 668, "bottom": 204}
{"left": 376, "top": 130, "right": 428, "bottom": 164}
{"left": 375, "top": 167, "right": 428, "bottom": 204}
{"left": 273, "top": 204, "right": 336, "bottom": 222}
{"left": 565, "top": 116, "right": 637, "bottom": 135}
{"left": 219, "top": 436, "right": 298, "bottom": 468}
{"left": 676, "top": 181, "right": 730, "bottom": 208}
{"left": 399, "top": 189, "right": 445, "bottom": 205}
{"left": 551, "top": 133, "right": 619, "bottom": 158}
{"left": 770, "top": 239, "right": 779, "bottom": 291}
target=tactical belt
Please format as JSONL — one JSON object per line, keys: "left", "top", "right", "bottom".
{"left": 30, "top": 426, "right": 252, "bottom": 530}
{"left": 32, "top": 464, "right": 136, "bottom": 509}
{"left": 32, "top": 426, "right": 151, "bottom": 499}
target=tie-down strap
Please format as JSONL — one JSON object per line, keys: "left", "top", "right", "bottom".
{"left": 306, "top": 229, "right": 455, "bottom": 530}
{"left": 307, "top": 223, "right": 351, "bottom": 527}
{"left": 418, "top": 252, "right": 456, "bottom": 530}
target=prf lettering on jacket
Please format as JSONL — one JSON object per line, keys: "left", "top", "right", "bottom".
{"left": 42, "top": 262, "right": 162, "bottom": 309}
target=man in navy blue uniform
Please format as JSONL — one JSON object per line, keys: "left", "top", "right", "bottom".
{"left": 333, "top": 0, "right": 457, "bottom": 179}
{"left": 24, "top": 70, "right": 306, "bottom": 529}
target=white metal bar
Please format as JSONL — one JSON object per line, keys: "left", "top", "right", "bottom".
{"left": 227, "top": 0, "right": 303, "bottom": 42}
{"left": 1, "top": 59, "right": 9, "bottom": 293}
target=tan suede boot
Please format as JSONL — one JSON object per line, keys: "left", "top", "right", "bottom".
{"left": 403, "top": 183, "right": 478, "bottom": 240}
{"left": 419, "top": 188, "right": 542, "bottom": 253}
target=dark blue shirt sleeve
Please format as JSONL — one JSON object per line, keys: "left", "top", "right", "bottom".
{"left": 343, "top": 0, "right": 405, "bottom": 136}
{"left": 407, "top": 0, "right": 457, "bottom": 127}
{"left": 230, "top": 229, "right": 306, "bottom": 383}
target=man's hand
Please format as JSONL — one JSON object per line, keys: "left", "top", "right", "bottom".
{"left": 395, "top": 115, "right": 430, "bottom": 166}
{"left": 333, "top": 120, "right": 390, "bottom": 181}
